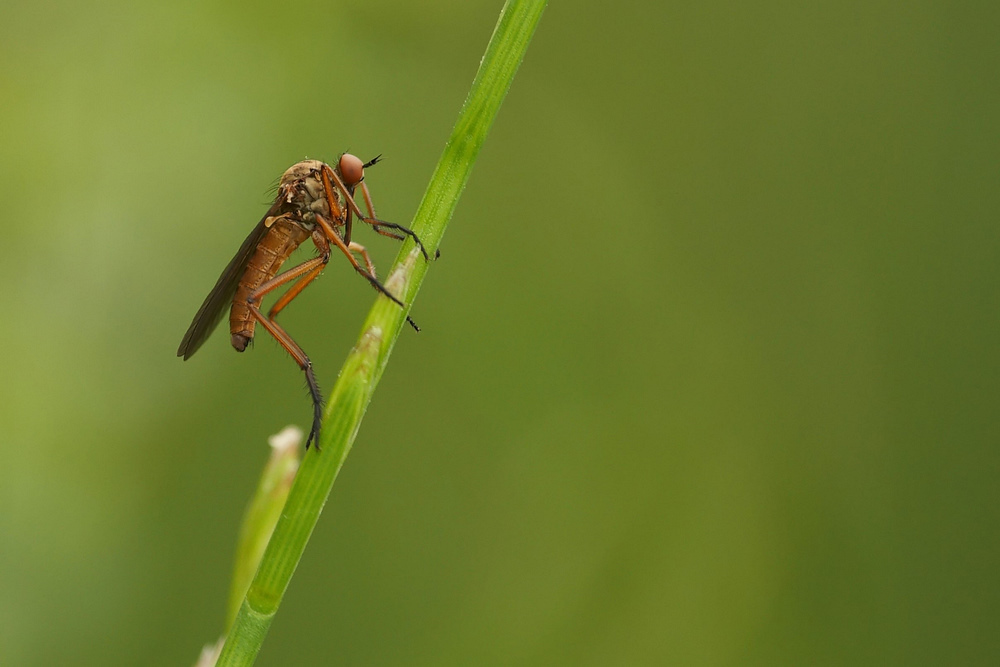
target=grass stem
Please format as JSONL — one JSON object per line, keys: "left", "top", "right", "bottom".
{"left": 214, "top": 1, "right": 546, "bottom": 664}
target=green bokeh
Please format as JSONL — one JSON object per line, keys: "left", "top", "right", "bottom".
{"left": 1, "top": 1, "right": 997, "bottom": 665}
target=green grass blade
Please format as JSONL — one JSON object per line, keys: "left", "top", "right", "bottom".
{"left": 214, "top": 1, "right": 546, "bottom": 664}
{"left": 225, "top": 427, "right": 301, "bottom": 630}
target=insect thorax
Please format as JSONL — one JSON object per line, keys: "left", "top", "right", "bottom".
{"left": 279, "top": 159, "right": 340, "bottom": 228}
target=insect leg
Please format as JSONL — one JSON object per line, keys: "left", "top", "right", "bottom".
{"left": 314, "top": 214, "right": 401, "bottom": 306}
{"left": 268, "top": 235, "right": 332, "bottom": 320}
{"left": 319, "top": 164, "right": 428, "bottom": 259}
{"left": 314, "top": 213, "right": 420, "bottom": 331}
{"left": 267, "top": 264, "right": 325, "bottom": 320}
{"left": 349, "top": 241, "right": 377, "bottom": 276}
{"left": 356, "top": 181, "right": 428, "bottom": 258}
{"left": 319, "top": 164, "right": 353, "bottom": 243}
{"left": 248, "top": 307, "right": 325, "bottom": 451}
{"left": 344, "top": 201, "right": 354, "bottom": 246}
{"left": 247, "top": 250, "right": 330, "bottom": 450}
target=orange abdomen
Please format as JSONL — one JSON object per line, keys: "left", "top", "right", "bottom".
{"left": 230, "top": 219, "right": 311, "bottom": 351}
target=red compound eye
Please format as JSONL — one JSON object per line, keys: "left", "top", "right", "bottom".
{"left": 339, "top": 153, "right": 364, "bottom": 186}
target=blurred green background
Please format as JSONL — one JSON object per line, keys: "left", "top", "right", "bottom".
{"left": 1, "top": 1, "right": 998, "bottom": 664}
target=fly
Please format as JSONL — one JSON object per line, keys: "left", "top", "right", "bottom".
{"left": 177, "top": 153, "right": 428, "bottom": 450}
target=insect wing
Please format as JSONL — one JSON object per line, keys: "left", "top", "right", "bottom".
{"left": 176, "top": 206, "right": 281, "bottom": 359}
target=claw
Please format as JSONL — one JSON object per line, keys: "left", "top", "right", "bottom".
{"left": 306, "top": 410, "right": 322, "bottom": 451}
